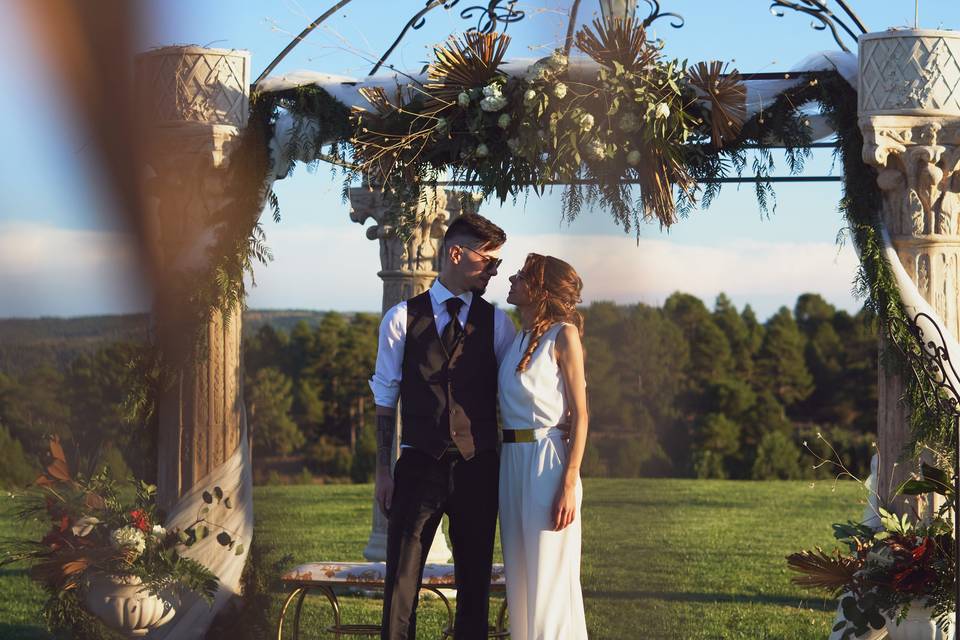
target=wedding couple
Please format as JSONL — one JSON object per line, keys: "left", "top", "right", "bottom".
{"left": 370, "top": 213, "right": 589, "bottom": 640}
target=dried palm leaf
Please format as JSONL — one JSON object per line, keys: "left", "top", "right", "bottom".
{"left": 424, "top": 31, "right": 511, "bottom": 109}
{"left": 575, "top": 16, "right": 660, "bottom": 72}
{"left": 357, "top": 86, "right": 401, "bottom": 118}
{"left": 687, "top": 61, "right": 746, "bottom": 149}
{"left": 786, "top": 548, "right": 860, "bottom": 593}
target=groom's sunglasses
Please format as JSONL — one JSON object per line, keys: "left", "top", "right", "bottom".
{"left": 458, "top": 245, "right": 503, "bottom": 272}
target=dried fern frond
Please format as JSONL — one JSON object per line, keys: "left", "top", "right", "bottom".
{"left": 424, "top": 31, "right": 511, "bottom": 109}
{"left": 687, "top": 61, "right": 746, "bottom": 149}
{"left": 574, "top": 16, "right": 660, "bottom": 71}
{"left": 786, "top": 548, "right": 860, "bottom": 594}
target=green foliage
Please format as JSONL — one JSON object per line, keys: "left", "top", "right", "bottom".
{"left": 751, "top": 431, "right": 802, "bottom": 480}
{"left": 755, "top": 307, "right": 813, "bottom": 408}
{"left": 246, "top": 367, "right": 303, "bottom": 456}
{"left": 0, "top": 424, "right": 36, "bottom": 487}
{"left": 305, "top": 436, "right": 353, "bottom": 477}
{"left": 350, "top": 424, "right": 377, "bottom": 484}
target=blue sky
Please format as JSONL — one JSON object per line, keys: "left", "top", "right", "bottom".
{"left": 0, "top": 1, "right": 955, "bottom": 318}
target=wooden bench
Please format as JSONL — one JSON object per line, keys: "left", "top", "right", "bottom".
{"left": 277, "top": 562, "right": 508, "bottom": 639}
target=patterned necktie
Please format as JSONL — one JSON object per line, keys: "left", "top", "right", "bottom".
{"left": 442, "top": 297, "right": 465, "bottom": 353}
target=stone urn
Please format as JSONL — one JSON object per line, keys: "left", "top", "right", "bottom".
{"left": 884, "top": 606, "right": 954, "bottom": 640}
{"left": 859, "top": 29, "right": 960, "bottom": 117}
{"left": 83, "top": 574, "right": 177, "bottom": 637}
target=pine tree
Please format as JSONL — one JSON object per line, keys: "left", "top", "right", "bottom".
{"left": 755, "top": 307, "right": 814, "bottom": 408}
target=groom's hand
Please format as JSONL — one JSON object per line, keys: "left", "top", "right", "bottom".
{"left": 375, "top": 466, "right": 394, "bottom": 516}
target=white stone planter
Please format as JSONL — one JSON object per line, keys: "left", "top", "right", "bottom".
{"left": 859, "top": 29, "right": 960, "bottom": 117}
{"left": 884, "top": 605, "right": 954, "bottom": 640}
{"left": 83, "top": 574, "right": 177, "bottom": 637}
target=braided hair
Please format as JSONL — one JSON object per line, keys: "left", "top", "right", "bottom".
{"left": 516, "top": 253, "right": 584, "bottom": 373}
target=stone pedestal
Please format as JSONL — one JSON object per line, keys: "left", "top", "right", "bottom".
{"left": 859, "top": 29, "right": 960, "bottom": 512}
{"left": 350, "top": 186, "right": 475, "bottom": 563}
{"left": 136, "top": 46, "right": 251, "bottom": 510}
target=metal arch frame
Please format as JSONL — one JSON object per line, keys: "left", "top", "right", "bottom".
{"left": 257, "top": 2, "right": 869, "bottom": 90}
{"left": 768, "top": 0, "right": 868, "bottom": 52}
{"left": 368, "top": 0, "right": 524, "bottom": 76}
{"left": 886, "top": 311, "right": 960, "bottom": 637}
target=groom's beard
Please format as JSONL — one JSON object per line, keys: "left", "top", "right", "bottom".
{"left": 470, "top": 284, "right": 487, "bottom": 296}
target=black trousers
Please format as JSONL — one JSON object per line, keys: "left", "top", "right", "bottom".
{"left": 381, "top": 447, "right": 499, "bottom": 640}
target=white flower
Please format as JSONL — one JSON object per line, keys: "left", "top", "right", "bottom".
{"left": 457, "top": 92, "right": 471, "bottom": 108}
{"left": 480, "top": 95, "right": 508, "bottom": 112}
{"left": 482, "top": 83, "right": 502, "bottom": 98}
{"left": 71, "top": 516, "right": 101, "bottom": 537}
{"left": 471, "top": 191, "right": 484, "bottom": 202}
{"left": 523, "top": 89, "right": 536, "bottom": 103}
{"left": 579, "top": 113, "right": 594, "bottom": 131}
{"left": 626, "top": 149, "right": 641, "bottom": 166}
{"left": 151, "top": 524, "right": 167, "bottom": 539}
{"left": 655, "top": 102, "right": 671, "bottom": 119}
{"left": 549, "top": 50, "right": 568, "bottom": 70}
{"left": 497, "top": 114, "right": 511, "bottom": 129}
{"left": 585, "top": 139, "right": 605, "bottom": 161}
{"left": 111, "top": 526, "right": 146, "bottom": 558}
{"left": 553, "top": 83, "right": 567, "bottom": 99}
{"left": 524, "top": 61, "right": 547, "bottom": 82}
{"left": 506, "top": 137, "right": 520, "bottom": 153}
{"left": 475, "top": 143, "right": 489, "bottom": 158}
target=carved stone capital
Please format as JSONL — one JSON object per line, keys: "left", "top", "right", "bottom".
{"left": 860, "top": 116, "right": 960, "bottom": 240}
{"left": 349, "top": 187, "right": 480, "bottom": 311}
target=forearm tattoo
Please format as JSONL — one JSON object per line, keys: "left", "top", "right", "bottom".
{"left": 376, "top": 414, "right": 395, "bottom": 467}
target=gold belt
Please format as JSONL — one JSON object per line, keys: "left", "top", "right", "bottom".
{"left": 501, "top": 430, "right": 532, "bottom": 443}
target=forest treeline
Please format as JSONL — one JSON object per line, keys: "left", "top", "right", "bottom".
{"left": 0, "top": 293, "right": 877, "bottom": 486}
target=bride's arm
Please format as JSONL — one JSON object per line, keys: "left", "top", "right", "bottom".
{"left": 553, "top": 323, "right": 588, "bottom": 531}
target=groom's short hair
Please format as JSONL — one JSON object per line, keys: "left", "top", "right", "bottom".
{"left": 444, "top": 213, "right": 506, "bottom": 251}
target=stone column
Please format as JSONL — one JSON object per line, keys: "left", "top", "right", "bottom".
{"left": 859, "top": 29, "right": 960, "bottom": 513}
{"left": 350, "top": 186, "right": 475, "bottom": 562}
{"left": 136, "top": 46, "right": 252, "bottom": 510}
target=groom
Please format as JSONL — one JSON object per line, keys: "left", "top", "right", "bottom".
{"left": 370, "top": 213, "right": 516, "bottom": 640}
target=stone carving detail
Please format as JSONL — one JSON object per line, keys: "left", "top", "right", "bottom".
{"left": 136, "top": 47, "right": 250, "bottom": 127}
{"left": 860, "top": 30, "right": 960, "bottom": 117}
{"left": 862, "top": 118, "right": 960, "bottom": 241}
{"left": 349, "top": 187, "right": 478, "bottom": 311}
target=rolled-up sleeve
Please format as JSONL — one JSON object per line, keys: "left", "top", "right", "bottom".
{"left": 370, "top": 301, "right": 407, "bottom": 409}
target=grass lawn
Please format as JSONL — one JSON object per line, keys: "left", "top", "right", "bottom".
{"left": 0, "top": 479, "right": 863, "bottom": 639}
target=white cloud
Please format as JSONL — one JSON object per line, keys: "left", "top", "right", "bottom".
{"left": 0, "top": 221, "right": 862, "bottom": 320}
{"left": 0, "top": 222, "right": 147, "bottom": 317}
{"left": 483, "top": 234, "right": 862, "bottom": 317}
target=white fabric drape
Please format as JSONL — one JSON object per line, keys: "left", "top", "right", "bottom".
{"left": 152, "top": 416, "right": 254, "bottom": 639}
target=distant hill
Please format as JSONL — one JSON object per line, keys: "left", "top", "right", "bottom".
{"left": 0, "top": 310, "right": 343, "bottom": 376}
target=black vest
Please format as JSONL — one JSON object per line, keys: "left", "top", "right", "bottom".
{"left": 399, "top": 291, "right": 498, "bottom": 459}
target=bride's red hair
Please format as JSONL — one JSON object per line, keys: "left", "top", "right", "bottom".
{"left": 516, "top": 253, "right": 584, "bottom": 373}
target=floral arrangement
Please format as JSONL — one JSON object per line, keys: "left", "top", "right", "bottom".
{"left": 348, "top": 17, "right": 745, "bottom": 232}
{"left": 2, "top": 437, "right": 241, "bottom": 606}
{"left": 787, "top": 461, "right": 955, "bottom": 639}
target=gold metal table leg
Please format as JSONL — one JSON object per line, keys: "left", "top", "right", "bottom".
{"left": 277, "top": 587, "right": 305, "bottom": 640}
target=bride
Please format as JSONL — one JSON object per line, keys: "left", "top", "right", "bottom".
{"left": 498, "top": 253, "right": 589, "bottom": 640}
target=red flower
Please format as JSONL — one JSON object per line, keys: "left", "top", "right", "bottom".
{"left": 130, "top": 509, "right": 150, "bottom": 532}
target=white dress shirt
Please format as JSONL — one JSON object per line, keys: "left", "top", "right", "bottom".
{"left": 370, "top": 279, "right": 517, "bottom": 409}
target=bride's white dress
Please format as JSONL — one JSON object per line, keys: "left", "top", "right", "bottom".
{"left": 498, "top": 322, "right": 588, "bottom": 640}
